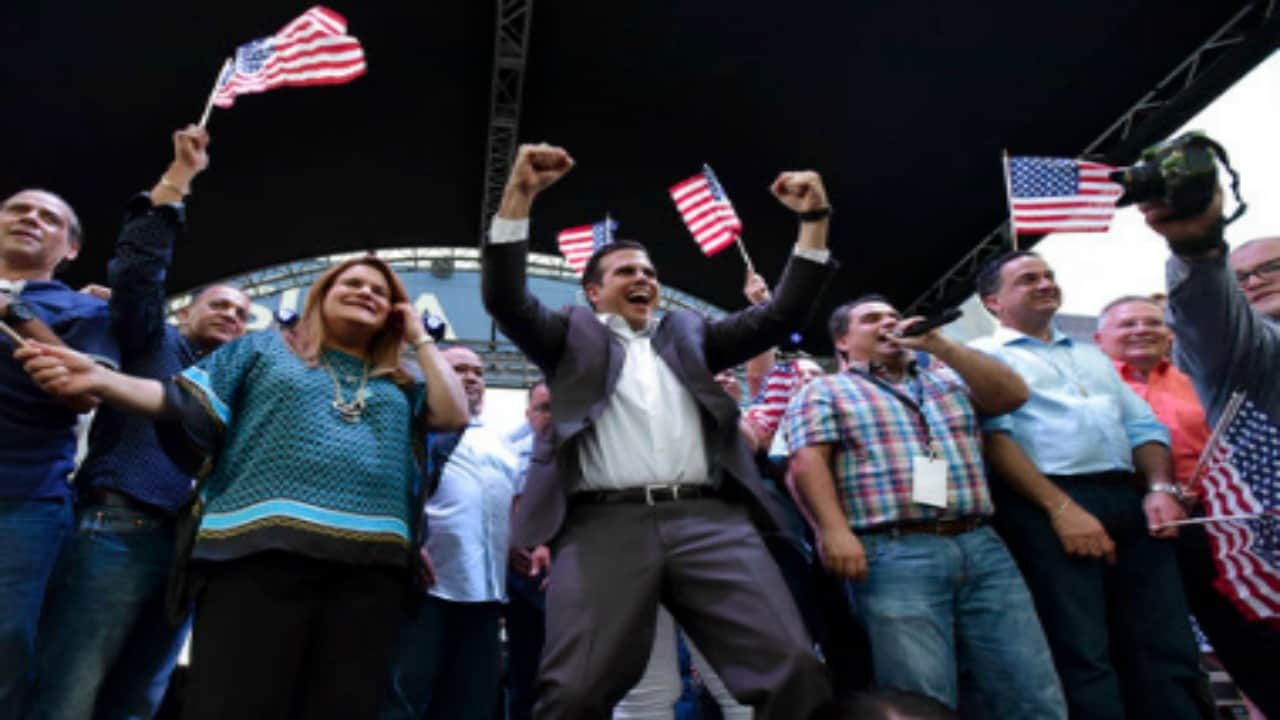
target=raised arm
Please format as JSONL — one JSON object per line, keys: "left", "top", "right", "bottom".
{"left": 705, "top": 171, "right": 835, "bottom": 370}
{"left": 392, "top": 303, "right": 468, "bottom": 431}
{"left": 741, "top": 270, "right": 777, "bottom": 399}
{"left": 480, "top": 144, "right": 575, "bottom": 371}
{"left": 109, "top": 125, "right": 210, "bottom": 359}
{"left": 894, "top": 322, "right": 1029, "bottom": 416}
{"left": 1141, "top": 190, "right": 1280, "bottom": 420}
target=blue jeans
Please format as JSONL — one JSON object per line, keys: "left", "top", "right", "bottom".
{"left": 848, "top": 526, "right": 1066, "bottom": 719}
{"left": 381, "top": 595, "right": 503, "bottom": 720}
{"left": 0, "top": 497, "right": 72, "bottom": 720}
{"left": 28, "top": 504, "right": 191, "bottom": 720}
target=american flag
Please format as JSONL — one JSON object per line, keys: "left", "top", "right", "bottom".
{"left": 211, "top": 6, "right": 367, "bottom": 109}
{"left": 1194, "top": 393, "right": 1280, "bottom": 623}
{"left": 743, "top": 360, "right": 801, "bottom": 447}
{"left": 557, "top": 217, "right": 617, "bottom": 275}
{"left": 669, "top": 164, "right": 743, "bottom": 257}
{"left": 1005, "top": 156, "right": 1123, "bottom": 236}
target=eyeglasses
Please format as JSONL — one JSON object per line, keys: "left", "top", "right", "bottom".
{"left": 1235, "top": 258, "right": 1280, "bottom": 286}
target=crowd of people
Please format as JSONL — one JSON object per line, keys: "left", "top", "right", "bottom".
{"left": 0, "top": 133, "right": 1276, "bottom": 720}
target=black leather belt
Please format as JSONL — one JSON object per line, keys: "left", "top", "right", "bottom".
{"left": 863, "top": 516, "right": 986, "bottom": 538}
{"left": 571, "top": 483, "right": 718, "bottom": 506}
{"left": 81, "top": 487, "right": 163, "bottom": 516}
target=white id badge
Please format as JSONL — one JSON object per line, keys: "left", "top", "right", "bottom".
{"left": 911, "top": 455, "right": 949, "bottom": 508}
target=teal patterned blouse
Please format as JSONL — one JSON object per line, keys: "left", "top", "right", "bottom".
{"left": 175, "top": 331, "right": 424, "bottom": 567}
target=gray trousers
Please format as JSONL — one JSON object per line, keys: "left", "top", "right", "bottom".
{"left": 534, "top": 497, "right": 830, "bottom": 720}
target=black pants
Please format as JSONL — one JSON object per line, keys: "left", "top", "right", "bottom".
{"left": 504, "top": 573, "right": 546, "bottom": 720}
{"left": 181, "top": 551, "right": 406, "bottom": 720}
{"left": 380, "top": 595, "right": 504, "bottom": 720}
{"left": 991, "top": 475, "right": 1206, "bottom": 720}
{"left": 1178, "top": 523, "right": 1280, "bottom": 717}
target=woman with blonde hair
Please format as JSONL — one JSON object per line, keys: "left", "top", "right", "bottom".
{"left": 18, "top": 255, "right": 468, "bottom": 719}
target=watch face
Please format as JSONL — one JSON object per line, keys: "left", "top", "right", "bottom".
{"left": 7, "top": 301, "right": 35, "bottom": 323}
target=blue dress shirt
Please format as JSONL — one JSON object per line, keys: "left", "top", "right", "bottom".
{"left": 971, "top": 325, "right": 1169, "bottom": 476}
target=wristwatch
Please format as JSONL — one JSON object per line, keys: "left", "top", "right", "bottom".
{"left": 1148, "top": 482, "right": 1185, "bottom": 501}
{"left": 421, "top": 314, "right": 448, "bottom": 342}
{"left": 3, "top": 301, "right": 36, "bottom": 324}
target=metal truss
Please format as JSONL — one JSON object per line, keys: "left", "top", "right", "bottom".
{"left": 478, "top": 0, "right": 534, "bottom": 240}
{"left": 905, "top": 0, "right": 1278, "bottom": 316}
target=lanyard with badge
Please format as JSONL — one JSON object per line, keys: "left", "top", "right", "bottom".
{"left": 849, "top": 368, "right": 949, "bottom": 508}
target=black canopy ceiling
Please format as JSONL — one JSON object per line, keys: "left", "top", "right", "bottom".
{"left": 2, "top": 1, "right": 1274, "bottom": 352}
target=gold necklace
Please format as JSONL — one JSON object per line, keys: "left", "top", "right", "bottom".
{"left": 321, "top": 355, "right": 370, "bottom": 422}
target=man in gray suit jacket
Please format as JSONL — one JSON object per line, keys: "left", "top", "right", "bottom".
{"left": 482, "top": 144, "right": 836, "bottom": 719}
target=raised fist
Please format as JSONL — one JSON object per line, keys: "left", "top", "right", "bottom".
{"left": 506, "top": 143, "right": 574, "bottom": 199}
{"left": 770, "top": 171, "right": 828, "bottom": 213}
{"left": 172, "top": 125, "right": 210, "bottom": 176}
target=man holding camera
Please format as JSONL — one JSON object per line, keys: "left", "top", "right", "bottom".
{"left": 1140, "top": 191, "right": 1280, "bottom": 717}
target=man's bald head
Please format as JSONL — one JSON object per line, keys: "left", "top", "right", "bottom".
{"left": 1231, "top": 236, "right": 1280, "bottom": 320}
{"left": 179, "top": 285, "right": 251, "bottom": 351}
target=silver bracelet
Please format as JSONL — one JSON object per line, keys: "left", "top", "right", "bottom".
{"left": 1148, "top": 482, "right": 1185, "bottom": 500}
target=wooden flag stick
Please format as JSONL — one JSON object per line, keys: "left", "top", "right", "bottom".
{"left": 734, "top": 235, "right": 755, "bottom": 276}
{"left": 1154, "top": 513, "right": 1262, "bottom": 529}
{"left": 0, "top": 320, "right": 27, "bottom": 347}
{"left": 198, "top": 58, "right": 232, "bottom": 128}
{"left": 1001, "top": 149, "right": 1018, "bottom": 251}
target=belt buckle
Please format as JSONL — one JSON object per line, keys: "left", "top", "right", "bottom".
{"left": 644, "top": 484, "right": 675, "bottom": 506}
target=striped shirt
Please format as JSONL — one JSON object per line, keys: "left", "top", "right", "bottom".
{"left": 786, "top": 364, "right": 993, "bottom": 529}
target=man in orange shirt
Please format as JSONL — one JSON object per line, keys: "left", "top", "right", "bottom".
{"left": 1095, "top": 293, "right": 1278, "bottom": 716}
{"left": 1094, "top": 295, "right": 1210, "bottom": 494}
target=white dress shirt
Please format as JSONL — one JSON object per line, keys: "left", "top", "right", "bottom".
{"left": 576, "top": 314, "right": 711, "bottom": 491}
{"left": 425, "top": 419, "right": 520, "bottom": 603}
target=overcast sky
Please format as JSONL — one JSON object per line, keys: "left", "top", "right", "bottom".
{"left": 1038, "top": 49, "right": 1279, "bottom": 316}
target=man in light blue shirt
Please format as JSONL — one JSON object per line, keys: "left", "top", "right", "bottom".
{"left": 970, "top": 251, "right": 1206, "bottom": 720}
{"left": 382, "top": 345, "right": 519, "bottom": 720}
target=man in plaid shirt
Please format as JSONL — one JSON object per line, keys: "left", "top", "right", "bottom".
{"left": 786, "top": 294, "right": 1065, "bottom": 718}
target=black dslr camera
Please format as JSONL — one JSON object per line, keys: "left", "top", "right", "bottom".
{"left": 1109, "top": 132, "right": 1246, "bottom": 224}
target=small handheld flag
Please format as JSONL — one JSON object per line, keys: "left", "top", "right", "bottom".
{"left": 1004, "top": 155, "right": 1123, "bottom": 236}
{"left": 199, "top": 6, "right": 367, "bottom": 125}
{"left": 557, "top": 216, "right": 618, "bottom": 275}
{"left": 1190, "top": 391, "right": 1280, "bottom": 622}
{"left": 742, "top": 360, "right": 802, "bottom": 448}
{"left": 670, "top": 164, "right": 750, "bottom": 266}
